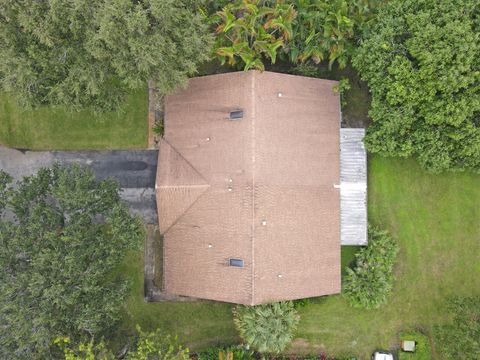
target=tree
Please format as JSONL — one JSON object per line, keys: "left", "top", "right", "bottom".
{"left": 343, "top": 226, "right": 399, "bottom": 309}
{"left": 0, "top": 0, "right": 212, "bottom": 111}
{"left": 352, "top": 0, "right": 480, "bottom": 173}
{"left": 55, "top": 326, "right": 188, "bottom": 360}
{"left": 0, "top": 165, "right": 144, "bottom": 358}
{"left": 211, "top": 0, "right": 296, "bottom": 71}
{"left": 127, "top": 326, "right": 189, "bottom": 360}
{"left": 434, "top": 296, "right": 480, "bottom": 359}
{"left": 289, "top": 0, "right": 373, "bottom": 69}
{"left": 211, "top": 0, "right": 373, "bottom": 71}
{"left": 233, "top": 301, "right": 299, "bottom": 354}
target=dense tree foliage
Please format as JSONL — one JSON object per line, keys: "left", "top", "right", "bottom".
{"left": 0, "top": 165, "right": 143, "bottom": 358}
{"left": 434, "top": 296, "right": 480, "bottom": 360}
{"left": 0, "top": 0, "right": 212, "bottom": 111}
{"left": 233, "top": 302, "right": 299, "bottom": 354}
{"left": 353, "top": 0, "right": 480, "bottom": 173}
{"left": 343, "top": 226, "right": 399, "bottom": 309}
{"left": 56, "top": 326, "right": 188, "bottom": 360}
{"left": 211, "top": 0, "right": 373, "bottom": 71}
{"left": 212, "top": 0, "right": 296, "bottom": 70}
{"left": 289, "top": 0, "right": 372, "bottom": 69}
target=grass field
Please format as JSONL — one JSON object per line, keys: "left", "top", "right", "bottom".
{"left": 116, "top": 156, "right": 480, "bottom": 359}
{"left": 0, "top": 91, "right": 148, "bottom": 150}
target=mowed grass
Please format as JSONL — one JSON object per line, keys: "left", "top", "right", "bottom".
{"left": 294, "top": 156, "right": 480, "bottom": 358}
{"left": 0, "top": 91, "right": 148, "bottom": 150}
{"left": 114, "top": 251, "right": 238, "bottom": 351}
{"left": 117, "top": 156, "right": 480, "bottom": 359}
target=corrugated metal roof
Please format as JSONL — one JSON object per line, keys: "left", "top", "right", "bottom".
{"left": 340, "top": 128, "right": 367, "bottom": 245}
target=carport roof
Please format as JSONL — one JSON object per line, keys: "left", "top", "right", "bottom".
{"left": 156, "top": 71, "right": 341, "bottom": 305}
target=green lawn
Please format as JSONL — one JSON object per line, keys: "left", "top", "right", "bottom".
{"left": 115, "top": 251, "right": 238, "bottom": 350}
{"left": 0, "top": 91, "right": 148, "bottom": 150}
{"left": 117, "top": 156, "right": 480, "bottom": 359}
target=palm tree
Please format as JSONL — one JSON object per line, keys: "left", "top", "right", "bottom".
{"left": 233, "top": 301, "right": 299, "bottom": 355}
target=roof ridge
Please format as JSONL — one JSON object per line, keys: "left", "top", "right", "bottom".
{"left": 156, "top": 139, "right": 211, "bottom": 234}
{"left": 157, "top": 138, "right": 209, "bottom": 187}
{"left": 250, "top": 70, "right": 256, "bottom": 306}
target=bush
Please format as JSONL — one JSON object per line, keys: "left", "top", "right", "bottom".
{"left": 352, "top": 0, "right": 480, "bottom": 173}
{"left": 343, "top": 226, "right": 399, "bottom": 309}
{"left": 211, "top": 0, "right": 374, "bottom": 71}
{"left": 398, "top": 331, "right": 432, "bottom": 360}
{"left": 197, "top": 345, "right": 254, "bottom": 360}
{"left": 233, "top": 302, "right": 299, "bottom": 354}
{"left": 292, "top": 298, "right": 311, "bottom": 309}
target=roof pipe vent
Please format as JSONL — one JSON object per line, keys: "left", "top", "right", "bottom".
{"left": 229, "top": 110, "right": 243, "bottom": 120}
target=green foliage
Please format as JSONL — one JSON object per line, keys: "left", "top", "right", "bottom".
{"left": 55, "top": 326, "right": 188, "bottom": 360}
{"left": 398, "top": 331, "right": 432, "bottom": 360}
{"left": 127, "top": 325, "right": 189, "bottom": 360}
{"left": 333, "top": 78, "right": 351, "bottom": 107}
{"left": 343, "top": 226, "right": 399, "bottom": 309}
{"left": 292, "top": 298, "right": 311, "bottom": 309}
{"left": 233, "top": 301, "right": 299, "bottom": 354}
{"left": 153, "top": 121, "right": 165, "bottom": 136}
{"left": 0, "top": 1, "right": 212, "bottom": 111}
{"left": 54, "top": 337, "right": 114, "bottom": 360}
{"left": 0, "top": 165, "right": 144, "bottom": 358}
{"left": 353, "top": 0, "right": 480, "bottom": 173}
{"left": 211, "top": 0, "right": 373, "bottom": 71}
{"left": 289, "top": 0, "right": 373, "bottom": 69}
{"left": 434, "top": 296, "right": 480, "bottom": 359}
{"left": 197, "top": 345, "right": 254, "bottom": 360}
{"left": 211, "top": 0, "right": 297, "bottom": 70}
{"left": 0, "top": 170, "right": 11, "bottom": 211}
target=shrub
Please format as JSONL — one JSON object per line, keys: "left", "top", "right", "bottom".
{"left": 233, "top": 301, "right": 299, "bottom": 354}
{"left": 352, "top": 0, "right": 480, "bottom": 173}
{"left": 292, "top": 298, "right": 311, "bottom": 309}
{"left": 289, "top": 0, "right": 373, "bottom": 69}
{"left": 197, "top": 345, "right": 254, "bottom": 360}
{"left": 343, "top": 226, "right": 399, "bottom": 309}
{"left": 211, "top": 0, "right": 296, "bottom": 71}
{"left": 211, "top": 0, "right": 374, "bottom": 71}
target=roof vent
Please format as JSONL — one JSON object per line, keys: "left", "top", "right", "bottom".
{"left": 229, "top": 110, "right": 243, "bottom": 120}
{"left": 229, "top": 258, "right": 244, "bottom": 268}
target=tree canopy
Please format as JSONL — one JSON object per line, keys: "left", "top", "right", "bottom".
{"left": 211, "top": 0, "right": 373, "bottom": 71}
{"left": 0, "top": 0, "right": 212, "bottom": 111}
{"left": 233, "top": 302, "right": 299, "bottom": 354}
{"left": 353, "top": 0, "right": 480, "bottom": 173}
{"left": 343, "top": 226, "right": 399, "bottom": 309}
{"left": 0, "top": 165, "right": 144, "bottom": 358}
{"left": 55, "top": 326, "right": 188, "bottom": 360}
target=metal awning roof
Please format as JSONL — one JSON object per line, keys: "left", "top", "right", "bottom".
{"left": 340, "top": 128, "right": 367, "bottom": 245}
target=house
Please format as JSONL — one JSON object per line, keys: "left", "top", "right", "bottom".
{"left": 155, "top": 71, "right": 366, "bottom": 305}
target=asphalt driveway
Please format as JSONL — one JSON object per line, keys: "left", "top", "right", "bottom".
{"left": 0, "top": 146, "right": 159, "bottom": 224}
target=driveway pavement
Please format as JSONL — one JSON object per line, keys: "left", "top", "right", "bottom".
{"left": 0, "top": 146, "right": 159, "bottom": 224}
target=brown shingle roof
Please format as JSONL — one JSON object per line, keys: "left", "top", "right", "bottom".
{"left": 156, "top": 70, "right": 341, "bottom": 305}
